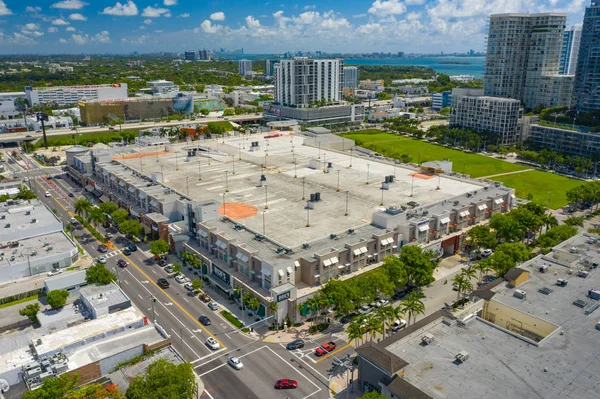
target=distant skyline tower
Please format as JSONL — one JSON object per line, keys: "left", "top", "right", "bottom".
{"left": 560, "top": 25, "right": 582, "bottom": 75}
{"left": 343, "top": 66, "right": 359, "bottom": 90}
{"left": 573, "top": 1, "right": 600, "bottom": 112}
{"left": 238, "top": 59, "right": 252, "bottom": 76}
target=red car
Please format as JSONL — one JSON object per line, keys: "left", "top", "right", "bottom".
{"left": 315, "top": 341, "right": 337, "bottom": 356}
{"left": 275, "top": 379, "right": 298, "bottom": 389}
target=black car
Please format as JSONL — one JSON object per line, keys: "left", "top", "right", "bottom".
{"left": 122, "top": 248, "right": 132, "bottom": 256}
{"left": 198, "top": 315, "right": 211, "bottom": 326}
{"left": 158, "top": 259, "right": 167, "bottom": 266}
{"left": 157, "top": 278, "right": 170, "bottom": 288}
{"left": 117, "top": 259, "right": 128, "bottom": 268}
{"left": 286, "top": 339, "right": 304, "bottom": 350}
{"left": 128, "top": 243, "right": 137, "bottom": 252}
{"left": 97, "top": 244, "right": 108, "bottom": 253}
{"left": 340, "top": 313, "right": 357, "bottom": 324}
{"left": 68, "top": 192, "right": 74, "bottom": 197}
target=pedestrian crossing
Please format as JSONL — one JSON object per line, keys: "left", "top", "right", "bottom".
{"left": 103, "top": 250, "right": 122, "bottom": 258}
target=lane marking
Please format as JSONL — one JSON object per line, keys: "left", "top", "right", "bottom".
{"left": 203, "top": 389, "right": 215, "bottom": 399}
{"left": 264, "top": 346, "right": 322, "bottom": 399}
{"left": 170, "top": 328, "right": 201, "bottom": 359}
{"left": 197, "top": 345, "right": 266, "bottom": 377}
{"left": 191, "top": 347, "right": 227, "bottom": 364}
{"left": 314, "top": 342, "right": 353, "bottom": 363}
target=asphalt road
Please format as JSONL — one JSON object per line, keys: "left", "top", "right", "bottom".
{"left": 32, "top": 171, "right": 334, "bottom": 399}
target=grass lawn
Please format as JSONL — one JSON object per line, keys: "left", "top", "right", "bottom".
{"left": 35, "top": 130, "right": 142, "bottom": 149}
{"left": 342, "top": 131, "right": 581, "bottom": 209}
{"left": 492, "top": 170, "right": 582, "bottom": 209}
{"left": 342, "top": 132, "right": 528, "bottom": 178}
{"left": 0, "top": 293, "right": 43, "bottom": 309}
{"left": 207, "top": 121, "right": 234, "bottom": 131}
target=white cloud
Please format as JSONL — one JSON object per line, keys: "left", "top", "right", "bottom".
{"left": 1, "top": 32, "right": 38, "bottom": 44}
{"left": 198, "top": 19, "right": 222, "bottom": 33}
{"left": 427, "top": 0, "right": 532, "bottom": 19}
{"left": 353, "top": 13, "right": 367, "bottom": 18}
{"left": 154, "top": 29, "right": 163, "bottom": 33}
{"left": 71, "top": 33, "right": 88, "bottom": 44}
{"left": 59, "top": 38, "right": 67, "bottom": 43}
{"left": 0, "top": 1, "right": 12, "bottom": 16}
{"left": 304, "top": 5, "right": 316, "bottom": 9}
{"left": 23, "top": 23, "right": 39, "bottom": 31}
{"left": 69, "top": 13, "right": 87, "bottom": 21}
{"left": 246, "top": 15, "right": 260, "bottom": 28}
{"left": 142, "top": 6, "right": 170, "bottom": 17}
{"left": 368, "top": 0, "right": 406, "bottom": 17}
{"left": 51, "top": 0, "right": 87, "bottom": 10}
{"left": 26, "top": 6, "right": 41, "bottom": 13}
{"left": 144, "top": 19, "right": 152, "bottom": 24}
{"left": 406, "top": 0, "right": 425, "bottom": 4}
{"left": 66, "top": 26, "right": 76, "bottom": 31}
{"left": 179, "top": 13, "right": 189, "bottom": 18}
{"left": 163, "top": 0, "right": 177, "bottom": 5}
{"left": 47, "top": 27, "right": 58, "bottom": 33}
{"left": 32, "top": 31, "right": 44, "bottom": 37}
{"left": 94, "top": 30, "right": 111, "bottom": 43}
{"left": 102, "top": 1, "right": 138, "bottom": 16}
{"left": 52, "top": 18, "right": 70, "bottom": 25}
{"left": 406, "top": 11, "right": 421, "bottom": 20}
{"left": 210, "top": 11, "right": 225, "bottom": 21}
{"left": 121, "top": 34, "right": 148, "bottom": 44}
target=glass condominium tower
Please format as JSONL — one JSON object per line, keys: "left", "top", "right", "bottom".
{"left": 573, "top": 1, "right": 600, "bottom": 112}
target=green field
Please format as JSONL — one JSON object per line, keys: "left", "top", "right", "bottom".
{"left": 34, "top": 130, "right": 141, "bottom": 149}
{"left": 342, "top": 131, "right": 580, "bottom": 209}
{"left": 207, "top": 121, "right": 234, "bottom": 131}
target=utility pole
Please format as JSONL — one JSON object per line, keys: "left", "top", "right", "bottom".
{"left": 366, "top": 164, "right": 370, "bottom": 184}
{"left": 225, "top": 171, "right": 229, "bottom": 192}
{"left": 150, "top": 294, "right": 156, "bottom": 321}
{"left": 264, "top": 185, "right": 269, "bottom": 209}
{"left": 337, "top": 170, "right": 341, "bottom": 192}
{"left": 36, "top": 113, "right": 49, "bottom": 149}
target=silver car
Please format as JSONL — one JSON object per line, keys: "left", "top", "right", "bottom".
{"left": 228, "top": 356, "right": 243, "bottom": 370}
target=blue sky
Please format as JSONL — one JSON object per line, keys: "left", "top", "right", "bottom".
{"left": 0, "top": 0, "right": 590, "bottom": 54}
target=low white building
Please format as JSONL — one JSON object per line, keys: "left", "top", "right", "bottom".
{"left": 0, "top": 92, "right": 27, "bottom": 120}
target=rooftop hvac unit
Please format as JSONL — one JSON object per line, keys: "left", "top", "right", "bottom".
{"left": 25, "top": 210, "right": 30, "bottom": 215}
{"left": 454, "top": 201, "right": 460, "bottom": 205}
{"left": 557, "top": 278, "right": 568, "bottom": 287}
{"left": 514, "top": 289, "right": 527, "bottom": 299}
{"left": 455, "top": 351, "right": 469, "bottom": 363}
{"left": 0, "top": 215, "right": 4, "bottom": 219}
{"left": 589, "top": 289, "right": 600, "bottom": 300}
{"left": 421, "top": 333, "right": 434, "bottom": 345}
{"left": 4, "top": 223, "right": 9, "bottom": 228}
{"left": 31, "top": 218, "right": 36, "bottom": 223}
{"left": 574, "top": 299, "right": 588, "bottom": 308}
{"left": 596, "top": 322, "right": 600, "bottom": 331}
{"left": 579, "top": 270, "right": 590, "bottom": 279}
{"left": 539, "top": 265, "right": 549, "bottom": 273}
{"left": 348, "top": 229, "right": 355, "bottom": 234}
{"left": 539, "top": 287, "right": 553, "bottom": 295}
{"left": 330, "top": 234, "right": 337, "bottom": 240}
{"left": 302, "top": 243, "right": 309, "bottom": 249}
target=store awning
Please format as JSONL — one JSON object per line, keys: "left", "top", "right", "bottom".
{"left": 199, "top": 230, "right": 208, "bottom": 238}
{"left": 353, "top": 249, "right": 361, "bottom": 256}
{"left": 331, "top": 256, "right": 339, "bottom": 264}
{"left": 278, "top": 269, "right": 285, "bottom": 277}
{"left": 286, "top": 266, "right": 293, "bottom": 274}
{"left": 381, "top": 237, "right": 393, "bottom": 246}
{"left": 460, "top": 211, "right": 469, "bottom": 218}
{"left": 494, "top": 198, "right": 504, "bottom": 204}
{"left": 215, "top": 240, "right": 226, "bottom": 250}
{"left": 337, "top": 264, "right": 345, "bottom": 269}
{"left": 118, "top": 181, "right": 125, "bottom": 187}
{"left": 294, "top": 260, "right": 300, "bottom": 267}
{"left": 477, "top": 204, "right": 488, "bottom": 211}
{"left": 359, "top": 246, "right": 368, "bottom": 254}
{"left": 85, "top": 184, "right": 94, "bottom": 192}
{"left": 418, "top": 225, "right": 430, "bottom": 232}
{"left": 323, "top": 258, "right": 332, "bottom": 266}
{"left": 440, "top": 217, "right": 451, "bottom": 224}
{"left": 128, "top": 187, "right": 135, "bottom": 193}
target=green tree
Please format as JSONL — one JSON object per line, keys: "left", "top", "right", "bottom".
{"left": 400, "top": 290, "right": 426, "bottom": 326}
{"left": 16, "top": 185, "right": 37, "bottom": 200}
{"left": 86, "top": 263, "right": 117, "bottom": 285}
{"left": 119, "top": 220, "right": 143, "bottom": 237}
{"left": 366, "top": 312, "right": 383, "bottom": 341}
{"left": 346, "top": 317, "right": 365, "bottom": 347}
{"left": 377, "top": 91, "right": 391, "bottom": 100}
{"left": 200, "top": 108, "right": 210, "bottom": 116}
{"left": 111, "top": 209, "right": 129, "bottom": 224}
{"left": 74, "top": 197, "right": 92, "bottom": 218}
{"left": 125, "top": 358, "right": 195, "bottom": 399}
{"left": 382, "top": 256, "right": 408, "bottom": 288}
{"left": 191, "top": 279, "right": 203, "bottom": 292}
{"left": 47, "top": 289, "right": 69, "bottom": 309}
{"left": 487, "top": 251, "right": 516, "bottom": 277}
{"left": 358, "top": 391, "right": 387, "bottom": 399}
{"left": 172, "top": 262, "right": 181, "bottom": 274}
{"left": 467, "top": 225, "right": 497, "bottom": 252}
{"left": 150, "top": 239, "right": 170, "bottom": 256}
{"left": 564, "top": 216, "right": 584, "bottom": 227}
{"left": 398, "top": 245, "right": 435, "bottom": 287}
{"left": 99, "top": 201, "right": 118, "bottom": 215}
{"left": 494, "top": 242, "right": 531, "bottom": 265}
{"left": 19, "top": 302, "right": 40, "bottom": 324}
{"left": 223, "top": 108, "right": 235, "bottom": 116}
{"left": 87, "top": 206, "right": 106, "bottom": 228}
{"left": 22, "top": 373, "right": 78, "bottom": 399}
{"left": 249, "top": 297, "right": 260, "bottom": 315}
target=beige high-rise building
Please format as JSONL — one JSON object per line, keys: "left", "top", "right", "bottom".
{"left": 484, "top": 13, "right": 572, "bottom": 109}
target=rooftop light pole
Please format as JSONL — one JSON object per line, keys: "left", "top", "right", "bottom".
{"left": 349, "top": 148, "right": 353, "bottom": 168}
{"left": 337, "top": 170, "right": 341, "bottom": 192}
{"left": 198, "top": 159, "right": 202, "bottom": 181}
{"left": 345, "top": 191, "right": 349, "bottom": 216}
{"left": 380, "top": 183, "right": 384, "bottom": 206}
{"left": 410, "top": 175, "right": 415, "bottom": 197}
{"left": 232, "top": 155, "right": 236, "bottom": 175}
{"left": 156, "top": 144, "right": 159, "bottom": 162}
{"left": 306, "top": 207, "right": 310, "bottom": 227}
{"left": 264, "top": 185, "right": 269, "bottom": 209}
{"left": 366, "top": 164, "right": 370, "bottom": 185}
{"left": 225, "top": 171, "right": 229, "bottom": 192}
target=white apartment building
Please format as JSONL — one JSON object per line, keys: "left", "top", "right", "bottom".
{"left": 451, "top": 88, "right": 523, "bottom": 145}
{"left": 238, "top": 59, "right": 253, "bottom": 76}
{"left": 0, "top": 92, "right": 26, "bottom": 119}
{"left": 484, "top": 13, "right": 571, "bottom": 109}
{"left": 274, "top": 57, "right": 343, "bottom": 107}
{"left": 147, "top": 80, "right": 179, "bottom": 95}
{"left": 25, "top": 83, "right": 128, "bottom": 106}
{"left": 343, "top": 66, "right": 359, "bottom": 90}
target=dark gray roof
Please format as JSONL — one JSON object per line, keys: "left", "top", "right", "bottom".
{"left": 382, "top": 375, "right": 433, "bottom": 399}
{"left": 504, "top": 267, "right": 527, "bottom": 281}
{"left": 356, "top": 342, "right": 408, "bottom": 375}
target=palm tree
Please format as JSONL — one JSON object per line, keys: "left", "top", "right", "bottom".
{"left": 401, "top": 291, "right": 426, "bottom": 326}
{"left": 268, "top": 301, "right": 279, "bottom": 328}
{"left": 366, "top": 313, "right": 383, "bottom": 342}
{"left": 249, "top": 297, "right": 260, "bottom": 316}
{"left": 378, "top": 305, "right": 399, "bottom": 339}
{"left": 452, "top": 274, "right": 467, "bottom": 302}
{"left": 74, "top": 198, "right": 92, "bottom": 218}
{"left": 346, "top": 319, "right": 364, "bottom": 347}
{"left": 461, "top": 266, "right": 477, "bottom": 283}
{"left": 87, "top": 207, "right": 105, "bottom": 229}
{"left": 472, "top": 262, "right": 491, "bottom": 283}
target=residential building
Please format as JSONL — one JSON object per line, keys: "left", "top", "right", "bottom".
{"left": 48, "top": 64, "right": 73, "bottom": 74}
{"left": 264, "top": 103, "right": 364, "bottom": 125}
{"left": 274, "top": 57, "right": 343, "bottom": 107}
{"left": 573, "top": 1, "right": 600, "bottom": 112}
{"left": 451, "top": 88, "right": 523, "bottom": 145}
{"left": 184, "top": 50, "right": 196, "bottom": 61}
{"left": 343, "top": 66, "right": 359, "bottom": 90}
{"left": 431, "top": 91, "right": 452, "bottom": 111}
{"left": 198, "top": 49, "right": 210, "bottom": 61}
{"left": 356, "top": 233, "right": 600, "bottom": 399}
{"left": 265, "top": 59, "right": 279, "bottom": 77}
{"left": 127, "top": 60, "right": 144, "bottom": 67}
{"left": 450, "top": 75, "right": 475, "bottom": 83}
{"left": 484, "top": 13, "right": 571, "bottom": 109}
{"left": 560, "top": 24, "right": 582, "bottom": 75}
{"left": 26, "top": 84, "right": 128, "bottom": 106}
{"left": 359, "top": 79, "right": 385, "bottom": 91}
{"left": 239, "top": 59, "right": 253, "bottom": 76}
{"left": 528, "top": 123, "right": 600, "bottom": 157}
{"left": 146, "top": 80, "right": 179, "bottom": 95}
{"left": 0, "top": 200, "right": 79, "bottom": 283}
{"left": 0, "top": 91, "right": 27, "bottom": 119}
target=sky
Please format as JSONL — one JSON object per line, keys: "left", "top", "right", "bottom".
{"left": 0, "top": 0, "right": 590, "bottom": 54}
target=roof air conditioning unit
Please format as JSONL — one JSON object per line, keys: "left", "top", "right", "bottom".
{"left": 455, "top": 351, "right": 469, "bottom": 363}
{"left": 514, "top": 289, "right": 527, "bottom": 299}
{"left": 557, "top": 278, "right": 568, "bottom": 287}
{"left": 539, "top": 265, "right": 549, "bottom": 273}
{"left": 421, "top": 333, "right": 434, "bottom": 345}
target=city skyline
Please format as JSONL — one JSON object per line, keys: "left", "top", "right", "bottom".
{"left": 0, "top": 0, "right": 589, "bottom": 54}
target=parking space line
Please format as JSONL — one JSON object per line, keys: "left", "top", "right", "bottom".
{"left": 197, "top": 345, "right": 266, "bottom": 377}
{"left": 191, "top": 347, "right": 227, "bottom": 364}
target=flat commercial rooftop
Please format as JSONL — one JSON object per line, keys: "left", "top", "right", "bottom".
{"left": 386, "top": 234, "right": 600, "bottom": 399}
{"left": 0, "top": 231, "right": 77, "bottom": 270}
{"left": 125, "top": 133, "right": 482, "bottom": 248}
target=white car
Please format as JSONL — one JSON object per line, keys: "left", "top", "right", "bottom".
{"left": 47, "top": 269, "right": 62, "bottom": 277}
{"left": 183, "top": 282, "right": 194, "bottom": 291}
{"left": 44, "top": 191, "right": 51, "bottom": 198}
{"left": 227, "top": 356, "right": 243, "bottom": 370}
{"left": 375, "top": 299, "right": 389, "bottom": 308}
{"left": 97, "top": 256, "right": 107, "bottom": 264}
{"left": 482, "top": 249, "right": 493, "bottom": 257}
{"left": 358, "top": 305, "right": 373, "bottom": 314}
{"left": 206, "top": 337, "right": 220, "bottom": 350}
{"left": 391, "top": 319, "right": 407, "bottom": 332}
{"left": 175, "top": 275, "right": 185, "bottom": 284}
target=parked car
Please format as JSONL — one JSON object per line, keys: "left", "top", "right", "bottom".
{"left": 70, "top": 217, "right": 77, "bottom": 224}
{"left": 208, "top": 301, "right": 218, "bottom": 311}
{"left": 127, "top": 243, "right": 137, "bottom": 252}
{"left": 97, "top": 244, "right": 108, "bottom": 253}
{"left": 275, "top": 379, "right": 298, "bottom": 390}
{"left": 117, "top": 259, "right": 128, "bottom": 268}
{"left": 47, "top": 269, "right": 62, "bottom": 277}
{"left": 391, "top": 319, "right": 407, "bottom": 332}
{"left": 158, "top": 259, "right": 167, "bottom": 266}
{"left": 198, "top": 315, "right": 211, "bottom": 326}
{"left": 97, "top": 256, "right": 107, "bottom": 264}
{"left": 122, "top": 248, "right": 132, "bottom": 256}
{"left": 375, "top": 298, "right": 389, "bottom": 308}
{"left": 286, "top": 339, "right": 304, "bottom": 350}
{"left": 200, "top": 293, "right": 211, "bottom": 303}
{"left": 164, "top": 266, "right": 174, "bottom": 274}
{"left": 175, "top": 275, "right": 185, "bottom": 284}
{"left": 340, "top": 313, "right": 357, "bottom": 324}
{"left": 206, "top": 337, "right": 220, "bottom": 350}
{"left": 227, "top": 356, "right": 243, "bottom": 370}
{"left": 315, "top": 342, "right": 337, "bottom": 356}
{"left": 358, "top": 305, "right": 373, "bottom": 314}
{"left": 482, "top": 249, "right": 493, "bottom": 257}
{"left": 157, "top": 278, "right": 170, "bottom": 288}
{"left": 183, "top": 282, "right": 194, "bottom": 291}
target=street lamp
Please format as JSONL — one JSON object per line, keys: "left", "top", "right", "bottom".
{"left": 264, "top": 185, "right": 268, "bottom": 209}
{"left": 186, "top": 176, "right": 189, "bottom": 196}
{"left": 198, "top": 159, "right": 202, "bottom": 181}
{"left": 345, "top": 191, "right": 349, "bottom": 216}
{"left": 222, "top": 192, "right": 227, "bottom": 220}
{"left": 225, "top": 171, "right": 230, "bottom": 192}
{"left": 337, "top": 169, "right": 341, "bottom": 192}
{"left": 232, "top": 155, "right": 236, "bottom": 175}
{"left": 410, "top": 175, "right": 415, "bottom": 197}
{"left": 175, "top": 151, "right": 179, "bottom": 171}
{"left": 156, "top": 144, "right": 159, "bottom": 162}
{"left": 366, "top": 164, "right": 370, "bottom": 184}
{"left": 262, "top": 211, "right": 266, "bottom": 235}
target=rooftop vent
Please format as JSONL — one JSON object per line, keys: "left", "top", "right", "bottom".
{"left": 302, "top": 243, "right": 309, "bottom": 249}
{"left": 589, "top": 289, "right": 600, "bottom": 300}
{"left": 539, "top": 265, "right": 549, "bottom": 273}
{"left": 579, "top": 270, "right": 590, "bottom": 279}
{"left": 455, "top": 351, "right": 469, "bottom": 363}
{"left": 557, "top": 278, "right": 568, "bottom": 287}
{"left": 330, "top": 234, "right": 337, "bottom": 240}
{"left": 421, "top": 333, "right": 434, "bottom": 345}
{"left": 514, "top": 289, "right": 527, "bottom": 299}
{"left": 539, "top": 287, "right": 553, "bottom": 295}
{"left": 574, "top": 299, "right": 588, "bottom": 308}
{"left": 348, "top": 229, "right": 355, "bottom": 234}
